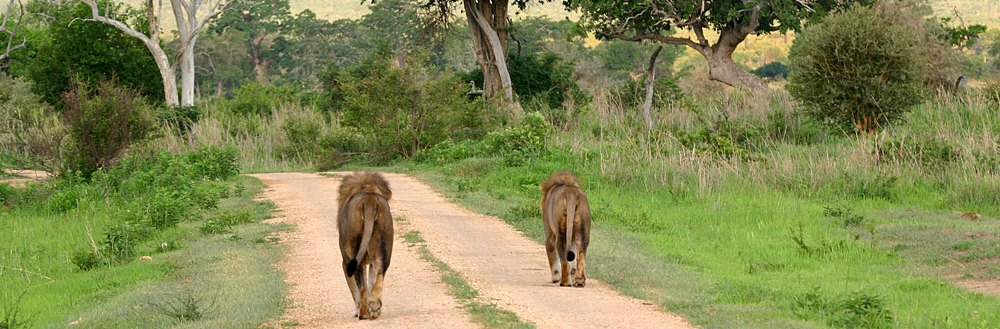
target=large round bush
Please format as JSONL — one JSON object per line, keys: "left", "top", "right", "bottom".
{"left": 788, "top": 5, "right": 926, "bottom": 134}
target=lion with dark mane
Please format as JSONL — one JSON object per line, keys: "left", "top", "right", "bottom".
{"left": 337, "top": 172, "right": 394, "bottom": 319}
{"left": 540, "top": 170, "right": 592, "bottom": 287}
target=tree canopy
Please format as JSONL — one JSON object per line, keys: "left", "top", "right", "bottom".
{"left": 566, "top": 0, "right": 874, "bottom": 90}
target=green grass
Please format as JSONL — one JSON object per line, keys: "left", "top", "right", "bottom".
{"left": 0, "top": 176, "right": 286, "bottom": 328}
{"left": 400, "top": 227, "right": 534, "bottom": 329}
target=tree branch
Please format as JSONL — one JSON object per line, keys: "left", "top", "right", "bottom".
{"left": 79, "top": 0, "right": 156, "bottom": 47}
{"left": 611, "top": 32, "right": 703, "bottom": 52}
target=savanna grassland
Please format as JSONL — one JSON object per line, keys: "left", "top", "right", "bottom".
{"left": 3, "top": 0, "right": 1000, "bottom": 328}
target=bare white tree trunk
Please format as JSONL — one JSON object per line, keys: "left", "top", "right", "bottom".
{"left": 79, "top": 0, "right": 223, "bottom": 107}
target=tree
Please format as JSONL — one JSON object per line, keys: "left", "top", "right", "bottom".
{"left": 214, "top": 0, "right": 289, "bottom": 83}
{"left": 566, "top": 0, "right": 874, "bottom": 91}
{"left": 29, "top": 1, "right": 163, "bottom": 106}
{"left": 78, "top": 0, "right": 225, "bottom": 107}
{"left": 195, "top": 31, "right": 251, "bottom": 97}
{"left": 420, "top": 0, "right": 549, "bottom": 102}
{"left": 0, "top": 0, "right": 26, "bottom": 76}
{"left": 788, "top": 5, "right": 924, "bottom": 134}
{"left": 275, "top": 9, "right": 340, "bottom": 89}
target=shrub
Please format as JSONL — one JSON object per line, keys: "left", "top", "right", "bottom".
{"left": 71, "top": 249, "right": 102, "bottom": 271}
{"left": 752, "top": 61, "right": 789, "bottom": 80}
{"left": 281, "top": 114, "right": 323, "bottom": 161}
{"left": 336, "top": 54, "right": 484, "bottom": 160}
{"left": 102, "top": 219, "right": 152, "bottom": 261}
{"left": 874, "top": 0, "right": 963, "bottom": 89}
{"left": 156, "top": 105, "right": 201, "bottom": 135}
{"left": 183, "top": 146, "right": 239, "bottom": 181}
{"left": 201, "top": 209, "right": 255, "bottom": 234}
{"left": 220, "top": 82, "right": 298, "bottom": 116}
{"left": 414, "top": 139, "right": 486, "bottom": 165}
{"left": 60, "top": 82, "right": 155, "bottom": 178}
{"left": 788, "top": 5, "right": 926, "bottom": 134}
{"left": 144, "top": 190, "right": 195, "bottom": 228}
{"left": 483, "top": 112, "right": 551, "bottom": 165}
{"left": 465, "top": 52, "right": 590, "bottom": 115}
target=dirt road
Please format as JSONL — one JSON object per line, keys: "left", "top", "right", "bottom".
{"left": 252, "top": 172, "right": 694, "bottom": 329}
{"left": 0, "top": 169, "right": 50, "bottom": 187}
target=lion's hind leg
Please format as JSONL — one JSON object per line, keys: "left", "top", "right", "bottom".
{"left": 545, "top": 237, "right": 561, "bottom": 283}
{"left": 368, "top": 261, "right": 386, "bottom": 319}
{"left": 573, "top": 251, "right": 586, "bottom": 287}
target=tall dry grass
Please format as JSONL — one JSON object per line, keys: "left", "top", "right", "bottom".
{"left": 153, "top": 101, "right": 337, "bottom": 173}
{"left": 557, "top": 87, "right": 1000, "bottom": 213}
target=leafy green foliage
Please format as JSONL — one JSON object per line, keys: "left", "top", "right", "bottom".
{"left": 788, "top": 5, "right": 925, "bottom": 134}
{"left": 752, "top": 61, "right": 789, "bottom": 80}
{"left": 27, "top": 1, "right": 163, "bottom": 105}
{"left": 333, "top": 53, "right": 485, "bottom": 161}
{"left": 507, "top": 52, "right": 589, "bottom": 112}
{"left": 60, "top": 82, "right": 155, "bottom": 178}
{"left": 937, "top": 17, "right": 986, "bottom": 49}
{"left": 416, "top": 112, "right": 551, "bottom": 166}
{"left": 466, "top": 51, "right": 588, "bottom": 122}
{"left": 219, "top": 82, "right": 298, "bottom": 116}
{"left": 569, "top": 0, "right": 872, "bottom": 38}
{"left": 794, "top": 288, "right": 894, "bottom": 329}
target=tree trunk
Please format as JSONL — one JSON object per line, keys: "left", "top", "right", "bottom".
{"left": 151, "top": 48, "right": 180, "bottom": 107}
{"left": 463, "top": 0, "right": 513, "bottom": 101}
{"left": 215, "top": 80, "right": 224, "bottom": 97}
{"left": 700, "top": 23, "right": 768, "bottom": 92}
{"left": 180, "top": 37, "right": 196, "bottom": 106}
{"left": 250, "top": 44, "right": 270, "bottom": 83}
{"left": 642, "top": 46, "right": 663, "bottom": 129}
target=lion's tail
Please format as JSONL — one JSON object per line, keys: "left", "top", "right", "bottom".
{"left": 565, "top": 192, "right": 578, "bottom": 263}
{"left": 346, "top": 199, "right": 378, "bottom": 277}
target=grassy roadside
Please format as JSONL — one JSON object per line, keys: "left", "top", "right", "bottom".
{"left": 1, "top": 154, "right": 286, "bottom": 328}
{"left": 395, "top": 216, "right": 534, "bottom": 329}
{"left": 381, "top": 156, "right": 1000, "bottom": 329}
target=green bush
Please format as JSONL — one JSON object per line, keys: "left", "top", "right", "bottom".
{"left": 335, "top": 54, "right": 484, "bottom": 160}
{"left": 183, "top": 146, "right": 239, "bottom": 181}
{"left": 414, "top": 139, "right": 486, "bottom": 165}
{"left": 102, "top": 219, "right": 152, "bottom": 261}
{"left": 60, "top": 82, "right": 155, "bottom": 178}
{"left": 71, "top": 249, "right": 102, "bottom": 271}
{"left": 157, "top": 105, "right": 201, "bottom": 135}
{"left": 752, "top": 61, "right": 789, "bottom": 80}
{"left": 201, "top": 209, "right": 255, "bottom": 234}
{"left": 220, "top": 82, "right": 298, "bottom": 116}
{"left": 788, "top": 5, "right": 926, "bottom": 134}
{"left": 465, "top": 51, "right": 590, "bottom": 123}
{"left": 483, "top": 112, "right": 551, "bottom": 165}
{"left": 27, "top": 1, "right": 164, "bottom": 106}
{"left": 143, "top": 190, "right": 195, "bottom": 228}
{"left": 415, "top": 112, "right": 551, "bottom": 165}
{"left": 794, "top": 288, "right": 894, "bottom": 329}
{"left": 281, "top": 114, "right": 323, "bottom": 161}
